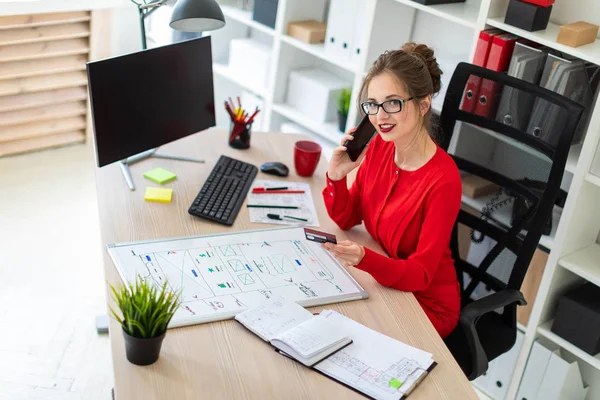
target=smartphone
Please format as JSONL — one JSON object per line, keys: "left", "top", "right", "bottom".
{"left": 344, "top": 115, "right": 376, "bottom": 162}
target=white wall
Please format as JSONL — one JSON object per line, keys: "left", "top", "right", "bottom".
{"left": 109, "top": 5, "right": 143, "bottom": 57}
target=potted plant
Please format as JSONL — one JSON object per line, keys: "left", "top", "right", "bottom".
{"left": 336, "top": 88, "right": 352, "bottom": 133}
{"left": 110, "top": 277, "right": 181, "bottom": 366}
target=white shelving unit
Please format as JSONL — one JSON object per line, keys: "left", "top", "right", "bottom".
{"left": 148, "top": 0, "right": 600, "bottom": 398}
{"left": 205, "top": 0, "right": 482, "bottom": 154}
{"left": 392, "top": 0, "right": 481, "bottom": 29}
{"left": 220, "top": 4, "right": 276, "bottom": 36}
{"left": 486, "top": 17, "right": 600, "bottom": 66}
{"left": 538, "top": 320, "right": 600, "bottom": 372}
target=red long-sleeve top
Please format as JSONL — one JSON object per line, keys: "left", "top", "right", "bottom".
{"left": 323, "top": 135, "right": 462, "bottom": 338}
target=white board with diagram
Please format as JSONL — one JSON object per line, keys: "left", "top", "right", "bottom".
{"left": 107, "top": 227, "right": 368, "bottom": 328}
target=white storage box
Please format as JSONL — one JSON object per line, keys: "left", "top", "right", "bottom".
{"left": 228, "top": 38, "right": 271, "bottom": 90}
{"left": 285, "top": 68, "right": 351, "bottom": 123}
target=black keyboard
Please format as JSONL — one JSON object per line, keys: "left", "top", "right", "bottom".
{"left": 188, "top": 155, "right": 258, "bottom": 225}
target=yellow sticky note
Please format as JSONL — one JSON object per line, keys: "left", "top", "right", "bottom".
{"left": 143, "top": 167, "right": 177, "bottom": 184}
{"left": 389, "top": 378, "right": 403, "bottom": 389}
{"left": 144, "top": 187, "right": 173, "bottom": 203}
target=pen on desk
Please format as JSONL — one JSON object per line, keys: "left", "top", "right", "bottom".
{"left": 267, "top": 213, "right": 308, "bottom": 222}
{"left": 247, "top": 205, "right": 299, "bottom": 209}
{"left": 252, "top": 188, "right": 305, "bottom": 194}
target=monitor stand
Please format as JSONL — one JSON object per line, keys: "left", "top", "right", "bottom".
{"left": 120, "top": 148, "right": 204, "bottom": 190}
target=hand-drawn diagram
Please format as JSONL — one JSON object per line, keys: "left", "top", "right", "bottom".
{"left": 108, "top": 228, "right": 366, "bottom": 327}
{"left": 327, "top": 352, "right": 420, "bottom": 395}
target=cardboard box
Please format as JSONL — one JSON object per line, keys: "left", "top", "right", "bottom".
{"left": 505, "top": 0, "right": 552, "bottom": 32}
{"left": 288, "top": 20, "right": 326, "bottom": 44}
{"left": 461, "top": 174, "right": 500, "bottom": 198}
{"left": 285, "top": 68, "right": 351, "bottom": 123}
{"left": 557, "top": 21, "right": 599, "bottom": 48}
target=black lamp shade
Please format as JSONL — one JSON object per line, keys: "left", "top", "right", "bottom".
{"left": 169, "top": 0, "right": 226, "bottom": 32}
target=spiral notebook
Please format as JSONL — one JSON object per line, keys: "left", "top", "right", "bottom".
{"left": 235, "top": 297, "right": 436, "bottom": 399}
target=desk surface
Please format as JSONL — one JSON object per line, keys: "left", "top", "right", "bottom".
{"left": 96, "top": 130, "right": 477, "bottom": 400}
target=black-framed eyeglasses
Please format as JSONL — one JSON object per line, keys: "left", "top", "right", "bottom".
{"left": 360, "top": 97, "right": 415, "bottom": 115}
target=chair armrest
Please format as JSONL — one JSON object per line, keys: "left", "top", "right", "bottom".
{"left": 460, "top": 290, "right": 526, "bottom": 380}
{"left": 462, "top": 290, "right": 526, "bottom": 323}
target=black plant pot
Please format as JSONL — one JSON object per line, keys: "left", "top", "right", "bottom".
{"left": 337, "top": 111, "right": 348, "bottom": 133}
{"left": 122, "top": 328, "right": 166, "bottom": 366}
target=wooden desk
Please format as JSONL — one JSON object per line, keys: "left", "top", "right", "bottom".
{"left": 96, "top": 130, "right": 477, "bottom": 400}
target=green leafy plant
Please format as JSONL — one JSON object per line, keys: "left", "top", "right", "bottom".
{"left": 110, "top": 277, "right": 182, "bottom": 338}
{"left": 336, "top": 88, "right": 352, "bottom": 116}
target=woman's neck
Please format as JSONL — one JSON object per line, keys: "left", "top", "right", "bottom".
{"left": 393, "top": 126, "right": 436, "bottom": 171}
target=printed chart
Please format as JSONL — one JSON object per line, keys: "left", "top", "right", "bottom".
{"left": 107, "top": 227, "right": 368, "bottom": 327}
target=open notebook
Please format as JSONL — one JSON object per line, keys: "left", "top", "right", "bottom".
{"left": 235, "top": 296, "right": 436, "bottom": 399}
{"left": 234, "top": 296, "right": 352, "bottom": 367}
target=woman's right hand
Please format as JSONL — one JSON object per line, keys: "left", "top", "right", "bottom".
{"left": 327, "top": 128, "right": 368, "bottom": 181}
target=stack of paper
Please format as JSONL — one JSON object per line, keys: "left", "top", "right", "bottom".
{"left": 248, "top": 180, "right": 320, "bottom": 227}
{"left": 235, "top": 296, "right": 435, "bottom": 399}
{"left": 316, "top": 310, "right": 435, "bottom": 400}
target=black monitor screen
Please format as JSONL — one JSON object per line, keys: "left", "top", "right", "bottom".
{"left": 87, "top": 36, "right": 215, "bottom": 167}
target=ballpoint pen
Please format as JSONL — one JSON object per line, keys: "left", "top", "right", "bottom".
{"left": 247, "top": 205, "right": 299, "bottom": 209}
{"left": 252, "top": 188, "right": 305, "bottom": 194}
{"left": 254, "top": 186, "right": 288, "bottom": 190}
{"left": 267, "top": 213, "right": 308, "bottom": 222}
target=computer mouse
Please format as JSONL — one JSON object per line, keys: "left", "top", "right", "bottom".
{"left": 260, "top": 161, "right": 289, "bottom": 177}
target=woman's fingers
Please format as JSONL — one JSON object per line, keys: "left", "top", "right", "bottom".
{"left": 339, "top": 130, "right": 356, "bottom": 146}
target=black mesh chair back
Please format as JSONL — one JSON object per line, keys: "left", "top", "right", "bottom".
{"left": 438, "top": 62, "right": 585, "bottom": 380}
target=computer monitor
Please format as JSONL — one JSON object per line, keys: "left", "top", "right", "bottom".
{"left": 86, "top": 36, "right": 215, "bottom": 168}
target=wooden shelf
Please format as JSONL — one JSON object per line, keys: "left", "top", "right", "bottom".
{"left": 0, "top": 11, "right": 90, "bottom": 30}
{"left": 0, "top": 101, "right": 87, "bottom": 127}
{"left": 0, "top": 116, "right": 86, "bottom": 142}
{"left": 0, "top": 54, "right": 87, "bottom": 80}
{"left": 0, "top": 38, "right": 89, "bottom": 63}
{"left": 0, "top": 71, "right": 87, "bottom": 96}
{"left": 220, "top": 5, "right": 275, "bottom": 36}
{"left": 558, "top": 242, "right": 600, "bottom": 288}
{"left": 487, "top": 17, "right": 600, "bottom": 66}
{"left": 392, "top": 0, "right": 480, "bottom": 29}
{"left": 538, "top": 320, "right": 600, "bottom": 371}
{"left": 213, "top": 63, "right": 268, "bottom": 97}
{"left": 0, "top": 87, "right": 87, "bottom": 113}
{"left": 0, "top": 130, "right": 84, "bottom": 157}
{"left": 0, "top": 22, "right": 90, "bottom": 46}
{"left": 272, "top": 103, "right": 341, "bottom": 144}
{"left": 281, "top": 35, "right": 359, "bottom": 74}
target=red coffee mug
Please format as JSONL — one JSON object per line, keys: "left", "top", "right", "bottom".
{"left": 294, "top": 140, "right": 322, "bottom": 177}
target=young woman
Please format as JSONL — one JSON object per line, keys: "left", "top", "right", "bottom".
{"left": 322, "top": 43, "right": 462, "bottom": 338}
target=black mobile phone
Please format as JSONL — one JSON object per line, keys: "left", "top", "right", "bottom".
{"left": 344, "top": 115, "right": 376, "bottom": 162}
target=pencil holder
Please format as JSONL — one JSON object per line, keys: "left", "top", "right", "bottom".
{"left": 229, "top": 121, "right": 252, "bottom": 149}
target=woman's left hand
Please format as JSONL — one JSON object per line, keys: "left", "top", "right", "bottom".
{"left": 322, "top": 240, "right": 365, "bottom": 268}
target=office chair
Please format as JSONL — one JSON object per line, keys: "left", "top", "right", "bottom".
{"left": 438, "top": 62, "right": 585, "bottom": 380}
